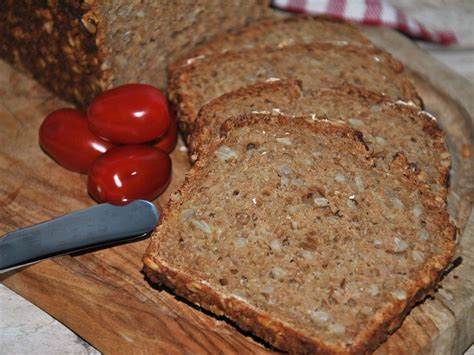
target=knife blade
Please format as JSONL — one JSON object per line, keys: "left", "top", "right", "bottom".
{"left": 0, "top": 199, "right": 158, "bottom": 273}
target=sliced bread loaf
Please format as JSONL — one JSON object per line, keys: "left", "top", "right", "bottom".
{"left": 192, "top": 80, "right": 448, "bottom": 200}
{"left": 0, "top": 0, "right": 270, "bottom": 106}
{"left": 170, "top": 16, "right": 372, "bottom": 71}
{"left": 144, "top": 115, "right": 455, "bottom": 354}
{"left": 168, "top": 44, "right": 421, "bottom": 134}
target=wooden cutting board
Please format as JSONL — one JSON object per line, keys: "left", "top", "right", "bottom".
{"left": 1, "top": 27, "right": 473, "bottom": 354}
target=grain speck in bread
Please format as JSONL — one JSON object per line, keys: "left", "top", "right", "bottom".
{"left": 168, "top": 44, "right": 421, "bottom": 133}
{"left": 192, "top": 80, "right": 448, "bottom": 200}
{"left": 144, "top": 115, "right": 456, "bottom": 354}
{"left": 171, "top": 16, "right": 372, "bottom": 71}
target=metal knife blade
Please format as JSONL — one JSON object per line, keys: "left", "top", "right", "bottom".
{"left": 0, "top": 200, "right": 158, "bottom": 273}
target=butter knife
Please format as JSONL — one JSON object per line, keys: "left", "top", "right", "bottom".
{"left": 0, "top": 200, "right": 158, "bottom": 273}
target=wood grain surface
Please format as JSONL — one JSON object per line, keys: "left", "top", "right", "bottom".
{"left": 1, "top": 28, "right": 473, "bottom": 354}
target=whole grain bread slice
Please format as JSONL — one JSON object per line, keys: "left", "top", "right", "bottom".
{"left": 144, "top": 114, "right": 456, "bottom": 354}
{"left": 168, "top": 44, "right": 421, "bottom": 134}
{"left": 170, "top": 16, "right": 372, "bottom": 71}
{"left": 192, "top": 80, "right": 449, "bottom": 201}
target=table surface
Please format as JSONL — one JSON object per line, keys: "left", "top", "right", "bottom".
{"left": 0, "top": 44, "right": 473, "bottom": 355}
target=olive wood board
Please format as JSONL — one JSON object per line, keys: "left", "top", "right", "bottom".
{"left": 0, "top": 27, "right": 473, "bottom": 354}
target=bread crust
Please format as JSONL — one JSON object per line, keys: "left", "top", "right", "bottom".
{"left": 168, "top": 43, "right": 422, "bottom": 135}
{"left": 0, "top": 0, "right": 105, "bottom": 107}
{"left": 144, "top": 115, "right": 456, "bottom": 354}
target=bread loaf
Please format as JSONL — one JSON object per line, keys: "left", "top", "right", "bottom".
{"left": 0, "top": 0, "right": 269, "bottom": 106}
{"left": 168, "top": 44, "right": 421, "bottom": 134}
{"left": 192, "top": 80, "right": 448, "bottom": 200}
{"left": 144, "top": 114, "right": 455, "bottom": 354}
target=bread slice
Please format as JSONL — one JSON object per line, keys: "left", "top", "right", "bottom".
{"left": 192, "top": 80, "right": 448, "bottom": 201}
{"left": 144, "top": 115, "right": 455, "bottom": 354}
{"left": 168, "top": 44, "right": 421, "bottom": 134}
{"left": 170, "top": 16, "right": 372, "bottom": 71}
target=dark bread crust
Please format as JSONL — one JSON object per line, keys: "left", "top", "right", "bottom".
{"left": 169, "top": 15, "right": 372, "bottom": 72}
{"left": 168, "top": 43, "right": 422, "bottom": 134}
{"left": 192, "top": 81, "right": 448, "bottom": 200}
{"left": 144, "top": 115, "right": 456, "bottom": 354}
{"left": 0, "top": 0, "right": 105, "bottom": 106}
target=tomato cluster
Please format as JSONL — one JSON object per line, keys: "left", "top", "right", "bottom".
{"left": 39, "top": 84, "right": 176, "bottom": 205}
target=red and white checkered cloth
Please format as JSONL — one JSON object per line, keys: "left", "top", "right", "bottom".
{"left": 273, "top": 0, "right": 457, "bottom": 45}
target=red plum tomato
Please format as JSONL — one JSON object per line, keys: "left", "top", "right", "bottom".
{"left": 39, "top": 108, "right": 114, "bottom": 173}
{"left": 87, "top": 145, "right": 171, "bottom": 205}
{"left": 152, "top": 113, "right": 178, "bottom": 153}
{"left": 87, "top": 84, "right": 170, "bottom": 144}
